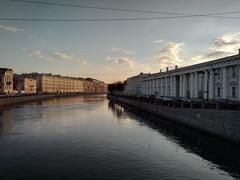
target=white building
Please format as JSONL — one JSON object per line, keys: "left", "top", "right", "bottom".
{"left": 141, "top": 51, "right": 240, "bottom": 101}
{"left": 124, "top": 73, "right": 149, "bottom": 95}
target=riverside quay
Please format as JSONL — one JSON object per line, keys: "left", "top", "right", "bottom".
{"left": 125, "top": 51, "right": 240, "bottom": 101}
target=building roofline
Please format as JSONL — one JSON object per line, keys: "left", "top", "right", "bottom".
{"left": 148, "top": 53, "right": 240, "bottom": 78}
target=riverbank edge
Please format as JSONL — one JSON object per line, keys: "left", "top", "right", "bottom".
{"left": 107, "top": 94, "right": 240, "bottom": 144}
{"left": 0, "top": 93, "right": 106, "bottom": 107}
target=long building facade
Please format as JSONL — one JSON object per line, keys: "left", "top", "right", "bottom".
{"left": 129, "top": 52, "right": 240, "bottom": 101}
{"left": 23, "top": 73, "right": 107, "bottom": 94}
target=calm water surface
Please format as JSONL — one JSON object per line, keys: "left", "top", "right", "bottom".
{"left": 0, "top": 96, "right": 240, "bottom": 180}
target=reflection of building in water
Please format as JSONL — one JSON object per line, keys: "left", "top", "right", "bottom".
{"left": 108, "top": 101, "right": 124, "bottom": 119}
{"left": 0, "top": 109, "right": 12, "bottom": 137}
{"left": 26, "top": 96, "right": 105, "bottom": 121}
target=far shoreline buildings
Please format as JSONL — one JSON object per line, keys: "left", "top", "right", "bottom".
{"left": 124, "top": 51, "right": 240, "bottom": 101}
{"left": 0, "top": 70, "right": 107, "bottom": 95}
{"left": 0, "top": 68, "right": 14, "bottom": 95}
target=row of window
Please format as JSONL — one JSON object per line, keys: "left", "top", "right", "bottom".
{"left": 216, "top": 86, "right": 237, "bottom": 98}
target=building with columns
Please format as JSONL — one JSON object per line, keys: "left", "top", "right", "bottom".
{"left": 124, "top": 73, "right": 149, "bottom": 95}
{"left": 140, "top": 51, "right": 240, "bottom": 101}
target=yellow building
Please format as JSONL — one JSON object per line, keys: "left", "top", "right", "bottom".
{"left": 0, "top": 68, "right": 13, "bottom": 95}
{"left": 36, "top": 74, "right": 84, "bottom": 93}
{"left": 14, "top": 76, "right": 37, "bottom": 94}
{"left": 23, "top": 73, "right": 107, "bottom": 94}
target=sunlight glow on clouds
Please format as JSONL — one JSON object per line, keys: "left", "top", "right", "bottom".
{"left": 154, "top": 42, "right": 184, "bottom": 70}
{"left": 189, "top": 32, "right": 240, "bottom": 65}
{"left": 23, "top": 32, "right": 240, "bottom": 83}
{"left": 105, "top": 32, "right": 240, "bottom": 82}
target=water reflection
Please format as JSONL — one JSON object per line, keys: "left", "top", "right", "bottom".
{"left": 108, "top": 100, "right": 240, "bottom": 179}
{"left": 0, "top": 96, "right": 239, "bottom": 180}
{"left": 0, "top": 96, "right": 106, "bottom": 139}
{"left": 0, "top": 109, "right": 12, "bottom": 138}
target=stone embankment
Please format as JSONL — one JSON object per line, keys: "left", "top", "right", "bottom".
{"left": 0, "top": 93, "right": 106, "bottom": 107}
{"left": 108, "top": 94, "right": 240, "bottom": 144}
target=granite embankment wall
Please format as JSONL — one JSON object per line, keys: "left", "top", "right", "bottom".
{"left": 108, "top": 95, "right": 240, "bottom": 144}
{"left": 0, "top": 93, "right": 106, "bottom": 107}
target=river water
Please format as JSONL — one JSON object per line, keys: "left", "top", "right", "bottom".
{"left": 0, "top": 95, "right": 240, "bottom": 180}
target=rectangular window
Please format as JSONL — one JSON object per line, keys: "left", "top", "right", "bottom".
{"left": 217, "top": 87, "right": 221, "bottom": 97}
{"left": 232, "top": 87, "right": 236, "bottom": 97}
{"left": 232, "top": 66, "right": 237, "bottom": 77}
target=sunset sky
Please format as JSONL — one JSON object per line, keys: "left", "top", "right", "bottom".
{"left": 1, "top": 0, "right": 240, "bottom": 83}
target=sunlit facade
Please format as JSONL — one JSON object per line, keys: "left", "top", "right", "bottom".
{"left": 138, "top": 52, "right": 240, "bottom": 101}
{"left": 13, "top": 76, "right": 37, "bottom": 94}
{"left": 0, "top": 68, "right": 14, "bottom": 95}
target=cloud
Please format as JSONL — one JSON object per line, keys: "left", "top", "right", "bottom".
{"left": 154, "top": 42, "right": 184, "bottom": 69}
{"left": 187, "top": 32, "right": 240, "bottom": 65}
{"left": 210, "top": 32, "right": 240, "bottom": 53}
{"left": 107, "top": 56, "right": 145, "bottom": 70}
{"left": 27, "top": 50, "right": 45, "bottom": 60}
{"left": 153, "top": 39, "right": 163, "bottom": 44}
{"left": 52, "top": 52, "right": 72, "bottom": 62}
{"left": 0, "top": 24, "right": 24, "bottom": 32}
{"left": 111, "top": 48, "right": 136, "bottom": 55}
{"left": 27, "top": 50, "right": 88, "bottom": 64}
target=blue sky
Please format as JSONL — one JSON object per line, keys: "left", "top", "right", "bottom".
{"left": 1, "top": 0, "right": 240, "bottom": 83}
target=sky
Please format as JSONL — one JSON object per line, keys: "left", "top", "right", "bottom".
{"left": 1, "top": 0, "right": 240, "bottom": 83}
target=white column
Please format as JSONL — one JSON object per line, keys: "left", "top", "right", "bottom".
{"left": 156, "top": 78, "right": 159, "bottom": 95}
{"left": 209, "top": 69, "right": 214, "bottom": 100}
{"left": 143, "top": 81, "right": 146, "bottom": 95}
{"left": 151, "top": 79, "right": 154, "bottom": 95}
{"left": 179, "top": 75, "right": 182, "bottom": 97}
{"left": 170, "top": 76, "right": 173, "bottom": 97}
{"left": 204, "top": 71, "right": 208, "bottom": 99}
{"left": 165, "top": 77, "right": 168, "bottom": 96}
{"left": 183, "top": 74, "right": 187, "bottom": 98}
{"left": 161, "top": 78, "right": 163, "bottom": 96}
{"left": 145, "top": 81, "right": 148, "bottom": 95}
{"left": 238, "top": 65, "right": 240, "bottom": 100}
{"left": 222, "top": 67, "right": 227, "bottom": 99}
{"left": 194, "top": 72, "right": 199, "bottom": 98}
{"left": 158, "top": 78, "right": 161, "bottom": 96}
{"left": 190, "top": 73, "right": 194, "bottom": 98}
{"left": 173, "top": 76, "right": 176, "bottom": 97}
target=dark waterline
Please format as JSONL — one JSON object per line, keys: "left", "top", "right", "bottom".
{"left": 0, "top": 96, "right": 239, "bottom": 180}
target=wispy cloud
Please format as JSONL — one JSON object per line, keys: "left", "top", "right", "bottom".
{"left": 27, "top": 50, "right": 88, "bottom": 65}
{"left": 153, "top": 39, "right": 163, "bottom": 44}
{"left": 153, "top": 42, "right": 184, "bottom": 70}
{"left": 0, "top": 24, "right": 24, "bottom": 32}
{"left": 27, "top": 50, "right": 46, "bottom": 60}
{"left": 107, "top": 56, "right": 145, "bottom": 70}
{"left": 52, "top": 52, "right": 72, "bottom": 62}
{"left": 111, "top": 48, "right": 136, "bottom": 55}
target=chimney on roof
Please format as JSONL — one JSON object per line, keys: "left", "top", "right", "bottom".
{"left": 160, "top": 69, "right": 162, "bottom": 73}
{"left": 166, "top": 67, "right": 169, "bottom": 72}
{"left": 175, "top": 65, "right": 178, "bottom": 69}
{"left": 239, "top": 49, "right": 240, "bottom": 54}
